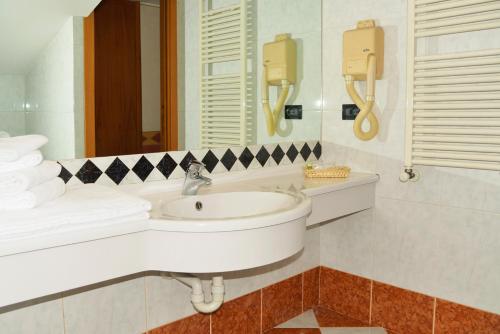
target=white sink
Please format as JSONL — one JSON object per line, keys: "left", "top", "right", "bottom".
{"left": 146, "top": 190, "right": 312, "bottom": 273}
{"left": 161, "top": 191, "right": 296, "bottom": 220}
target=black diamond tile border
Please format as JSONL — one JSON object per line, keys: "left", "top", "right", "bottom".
{"left": 202, "top": 150, "right": 219, "bottom": 173}
{"left": 286, "top": 144, "right": 299, "bottom": 163}
{"left": 180, "top": 152, "right": 196, "bottom": 172}
{"left": 220, "top": 149, "right": 237, "bottom": 171}
{"left": 255, "top": 147, "right": 270, "bottom": 167}
{"left": 300, "top": 143, "right": 312, "bottom": 161}
{"left": 239, "top": 147, "right": 254, "bottom": 169}
{"left": 133, "top": 156, "right": 155, "bottom": 181}
{"left": 75, "top": 160, "right": 102, "bottom": 184}
{"left": 313, "top": 142, "right": 322, "bottom": 159}
{"left": 157, "top": 153, "right": 178, "bottom": 179}
{"left": 272, "top": 145, "right": 285, "bottom": 164}
{"left": 58, "top": 141, "right": 321, "bottom": 185}
{"left": 105, "top": 158, "right": 130, "bottom": 185}
{"left": 57, "top": 164, "right": 72, "bottom": 183}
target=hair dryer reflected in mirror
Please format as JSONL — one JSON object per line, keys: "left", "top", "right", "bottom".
{"left": 262, "top": 34, "right": 297, "bottom": 137}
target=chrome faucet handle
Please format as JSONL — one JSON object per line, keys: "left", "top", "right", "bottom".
{"left": 186, "top": 159, "right": 205, "bottom": 177}
{"left": 182, "top": 160, "right": 211, "bottom": 195}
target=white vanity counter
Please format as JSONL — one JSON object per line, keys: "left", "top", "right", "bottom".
{"left": 0, "top": 165, "right": 378, "bottom": 307}
{"left": 125, "top": 165, "right": 378, "bottom": 228}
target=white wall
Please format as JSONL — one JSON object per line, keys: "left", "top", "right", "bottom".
{"left": 178, "top": 0, "right": 201, "bottom": 150}
{"left": 73, "top": 17, "right": 85, "bottom": 159}
{"left": 0, "top": 75, "right": 26, "bottom": 136}
{"left": 255, "top": 0, "right": 322, "bottom": 145}
{"left": 0, "top": 0, "right": 101, "bottom": 74}
{"left": 320, "top": 0, "right": 500, "bottom": 315}
{"left": 25, "top": 17, "right": 84, "bottom": 160}
{"left": 0, "top": 226, "right": 320, "bottom": 333}
{"left": 178, "top": 0, "right": 322, "bottom": 150}
{"left": 140, "top": 4, "right": 161, "bottom": 133}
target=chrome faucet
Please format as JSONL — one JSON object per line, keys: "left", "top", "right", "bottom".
{"left": 182, "top": 160, "right": 212, "bottom": 195}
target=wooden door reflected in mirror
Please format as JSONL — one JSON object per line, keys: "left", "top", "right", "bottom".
{"left": 84, "top": 0, "right": 177, "bottom": 158}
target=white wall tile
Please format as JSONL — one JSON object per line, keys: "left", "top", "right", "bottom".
{"left": 369, "top": 198, "right": 442, "bottom": 292}
{"left": 145, "top": 275, "right": 199, "bottom": 330}
{"left": 0, "top": 111, "right": 26, "bottom": 137}
{"left": 63, "top": 278, "right": 147, "bottom": 334}
{"left": 320, "top": 209, "right": 374, "bottom": 278}
{"left": 25, "top": 17, "right": 79, "bottom": 160}
{"left": 73, "top": 17, "right": 85, "bottom": 159}
{"left": 320, "top": 0, "right": 500, "bottom": 316}
{"left": 430, "top": 207, "right": 500, "bottom": 314}
{"left": 0, "top": 75, "right": 25, "bottom": 113}
{"left": 0, "top": 299, "right": 64, "bottom": 334}
{"left": 0, "top": 75, "right": 26, "bottom": 136}
{"left": 25, "top": 111, "right": 75, "bottom": 160}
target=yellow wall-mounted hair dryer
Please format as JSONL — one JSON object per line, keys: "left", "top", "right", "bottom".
{"left": 343, "top": 20, "right": 384, "bottom": 141}
{"left": 262, "top": 34, "right": 297, "bottom": 136}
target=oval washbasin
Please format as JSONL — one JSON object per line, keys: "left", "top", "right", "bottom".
{"left": 161, "top": 191, "right": 299, "bottom": 220}
{"left": 145, "top": 190, "right": 312, "bottom": 273}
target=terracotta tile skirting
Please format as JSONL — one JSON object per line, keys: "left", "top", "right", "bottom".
{"left": 434, "top": 299, "right": 500, "bottom": 334}
{"left": 148, "top": 312, "right": 210, "bottom": 334}
{"left": 318, "top": 266, "right": 500, "bottom": 334}
{"left": 313, "top": 306, "right": 368, "bottom": 327}
{"left": 265, "top": 329, "right": 321, "bottom": 334}
{"left": 303, "top": 267, "right": 320, "bottom": 311}
{"left": 147, "top": 266, "right": 500, "bottom": 334}
{"left": 319, "top": 266, "right": 371, "bottom": 323}
{"left": 211, "top": 290, "right": 261, "bottom": 334}
{"left": 262, "top": 274, "right": 303, "bottom": 331}
{"left": 371, "top": 281, "right": 434, "bottom": 334}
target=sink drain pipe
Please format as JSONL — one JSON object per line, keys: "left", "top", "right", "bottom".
{"left": 170, "top": 273, "right": 225, "bottom": 313}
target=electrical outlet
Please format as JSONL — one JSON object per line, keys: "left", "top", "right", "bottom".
{"left": 342, "top": 104, "right": 360, "bottom": 120}
{"left": 285, "top": 105, "right": 302, "bottom": 119}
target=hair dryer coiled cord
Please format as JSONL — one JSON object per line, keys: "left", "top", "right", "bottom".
{"left": 345, "top": 54, "right": 379, "bottom": 141}
{"left": 262, "top": 74, "right": 291, "bottom": 136}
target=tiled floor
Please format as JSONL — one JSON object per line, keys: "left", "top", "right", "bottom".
{"left": 266, "top": 306, "right": 387, "bottom": 334}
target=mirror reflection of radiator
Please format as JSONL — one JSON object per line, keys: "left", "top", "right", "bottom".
{"left": 199, "top": 0, "right": 254, "bottom": 148}
{"left": 402, "top": 0, "right": 500, "bottom": 181}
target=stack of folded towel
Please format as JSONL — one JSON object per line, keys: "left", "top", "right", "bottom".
{"left": 0, "top": 134, "right": 152, "bottom": 241}
{"left": 0, "top": 184, "right": 151, "bottom": 240}
{"left": 0, "top": 134, "right": 66, "bottom": 210}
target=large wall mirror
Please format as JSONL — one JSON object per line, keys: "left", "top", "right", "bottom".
{"left": 0, "top": 0, "right": 322, "bottom": 160}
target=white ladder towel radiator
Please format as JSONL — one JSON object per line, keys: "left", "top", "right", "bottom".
{"left": 199, "top": 0, "right": 254, "bottom": 148}
{"left": 402, "top": 0, "right": 500, "bottom": 181}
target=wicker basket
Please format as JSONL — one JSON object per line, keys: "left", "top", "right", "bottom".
{"left": 304, "top": 166, "right": 351, "bottom": 178}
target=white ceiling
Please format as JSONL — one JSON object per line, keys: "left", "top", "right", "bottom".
{"left": 0, "top": 0, "right": 102, "bottom": 74}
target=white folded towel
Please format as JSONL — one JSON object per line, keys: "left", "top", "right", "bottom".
{"left": 0, "top": 150, "right": 43, "bottom": 173}
{"left": 0, "top": 161, "right": 62, "bottom": 195}
{"left": 0, "top": 134, "right": 48, "bottom": 162}
{"left": 0, "top": 177, "right": 66, "bottom": 211}
{"left": 0, "top": 212, "right": 149, "bottom": 241}
{"left": 0, "top": 184, "right": 152, "bottom": 236}
{"left": 0, "top": 131, "right": 9, "bottom": 138}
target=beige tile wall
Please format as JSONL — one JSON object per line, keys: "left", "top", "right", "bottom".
{"left": 24, "top": 17, "right": 84, "bottom": 160}
{"left": 320, "top": 0, "right": 500, "bottom": 315}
